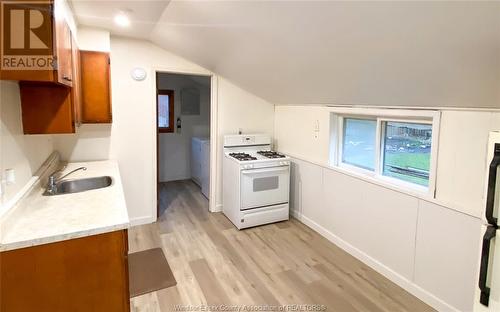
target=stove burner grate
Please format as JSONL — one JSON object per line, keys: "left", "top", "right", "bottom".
{"left": 229, "top": 152, "right": 257, "bottom": 161}
{"left": 257, "top": 151, "right": 286, "bottom": 159}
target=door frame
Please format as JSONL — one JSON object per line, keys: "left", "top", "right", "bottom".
{"left": 153, "top": 68, "right": 218, "bottom": 218}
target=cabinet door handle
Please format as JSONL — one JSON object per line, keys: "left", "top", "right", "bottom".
{"left": 486, "top": 143, "right": 500, "bottom": 226}
{"left": 479, "top": 225, "right": 496, "bottom": 306}
{"left": 63, "top": 75, "right": 72, "bottom": 82}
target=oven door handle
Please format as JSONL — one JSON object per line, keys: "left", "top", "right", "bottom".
{"left": 242, "top": 166, "right": 289, "bottom": 175}
{"left": 479, "top": 225, "right": 496, "bottom": 307}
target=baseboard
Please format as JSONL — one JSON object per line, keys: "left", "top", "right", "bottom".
{"left": 213, "top": 203, "right": 223, "bottom": 212}
{"left": 159, "top": 175, "right": 191, "bottom": 183}
{"left": 292, "top": 210, "right": 459, "bottom": 312}
{"left": 129, "top": 215, "right": 156, "bottom": 227}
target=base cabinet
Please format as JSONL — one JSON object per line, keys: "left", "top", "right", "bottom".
{"left": 0, "top": 230, "right": 130, "bottom": 312}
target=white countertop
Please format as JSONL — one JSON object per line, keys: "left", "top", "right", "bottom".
{"left": 0, "top": 160, "right": 130, "bottom": 252}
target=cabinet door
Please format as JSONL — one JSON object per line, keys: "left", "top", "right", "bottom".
{"left": 20, "top": 82, "right": 75, "bottom": 134}
{"left": 0, "top": 0, "right": 56, "bottom": 82}
{"left": 0, "top": 230, "right": 130, "bottom": 312}
{"left": 54, "top": 15, "right": 73, "bottom": 86}
{"left": 80, "top": 51, "right": 112, "bottom": 123}
{"left": 71, "top": 36, "right": 82, "bottom": 127}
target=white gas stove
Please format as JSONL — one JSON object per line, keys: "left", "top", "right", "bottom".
{"left": 223, "top": 134, "right": 290, "bottom": 229}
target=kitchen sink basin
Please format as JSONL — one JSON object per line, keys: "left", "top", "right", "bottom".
{"left": 44, "top": 176, "right": 113, "bottom": 196}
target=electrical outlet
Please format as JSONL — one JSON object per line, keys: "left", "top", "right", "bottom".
{"left": 313, "top": 120, "right": 320, "bottom": 139}
{"left": 314, "top": 120, "right": 320, "bottom": 132}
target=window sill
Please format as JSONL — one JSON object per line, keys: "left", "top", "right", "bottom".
{"left": 289, "top": 151, "right": 436, "bottom": 200}
{"left": 334, "top": 162, "right": 431, "bottom": 197}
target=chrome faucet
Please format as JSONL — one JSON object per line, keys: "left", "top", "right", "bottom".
{"left": 46, "top": 166, "right": 87, "bottom": 194}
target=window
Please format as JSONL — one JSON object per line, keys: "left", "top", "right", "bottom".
{"left": 157, "top": 89, "right": 174, "bottom": 133}
{"left": 342, "top": 118, "right": 377, "bottom": 171}
{"left": 382, "top": 122, "right": 432, "bottom": 187}
{"left": 332, "top": 110, "right": 439, "bottom": 195}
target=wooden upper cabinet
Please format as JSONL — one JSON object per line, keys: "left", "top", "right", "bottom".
{"left": 20, "top": 81, "right": 75, "bottom": 134}
{"left": 55, "top": 15, "right": 73, "bottom": 87}
{"left": 19, "top": 29, "right": 80, "bottom": 134}
{"left": 80, "top": 51, "right": 112, "bottom": 123}
{"left": 71, "top": 36, "right": 82, "bottom": 127}
{"left": 0, "top": 0, "right": 73, "bottom": 86}
{"left": 16, "top": 45, "right": 114, "bottom": 134}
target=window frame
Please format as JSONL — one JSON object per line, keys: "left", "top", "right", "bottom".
{"left": 331, "top": 109, "right": 440, "bottom": 198}
{"left": 157, "top": 89, "right": 174, "bottom": 133}
{"left": 337, "top": 115, "right": 378, "bottom": 176}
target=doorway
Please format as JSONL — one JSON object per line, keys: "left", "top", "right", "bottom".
{"left": 155, "top": 72, "right": 213, "bottom": 218}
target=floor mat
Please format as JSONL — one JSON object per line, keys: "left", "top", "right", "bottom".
{"left": 128, "top": 248, "right": 177, "bottom": 298}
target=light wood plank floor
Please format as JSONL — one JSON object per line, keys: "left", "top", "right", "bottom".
{"left": 129, "top": 180, "right": 434, "bottom": 312}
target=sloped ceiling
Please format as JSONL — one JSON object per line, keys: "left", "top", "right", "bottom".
{"left": 70, "top": 0, "right": 169, "bottom": 38}
{"left": 71, "top": 1, "right": 500, "bottom": 108}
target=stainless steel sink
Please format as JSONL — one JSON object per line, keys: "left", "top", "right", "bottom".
{"left": 43, "top": 176, "right": 113, "bottom": 196}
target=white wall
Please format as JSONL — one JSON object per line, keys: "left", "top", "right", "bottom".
{"left": 157, "top": 74, "right": 210, "bottom": 182}
{"left": 436, "top": 111, "right": 500, "bottom": 217}
{"left": 276, "top": 105, "right": 499, "bottom": 311}
{"left": 75, "top": 27, "right": 110, "bottom": 51}
{"left": 52, "top": 28, "right": 112, "bottom": 162}
{"left": 275, "top": 106, "right": 500, "bottom": 218}
{"left": 0, "top": 82, "right": 54, "bottom": 216}
{"left": 53, "top": 29, "right": 275, "bottom": 223}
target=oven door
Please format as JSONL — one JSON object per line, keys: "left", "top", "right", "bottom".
{"left": 240, "top": 166, "right": 290, "bottom": 210}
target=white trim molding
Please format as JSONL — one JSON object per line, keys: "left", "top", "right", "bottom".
{"left": 129, "top": 215, "right": 156, "bottom": 227}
